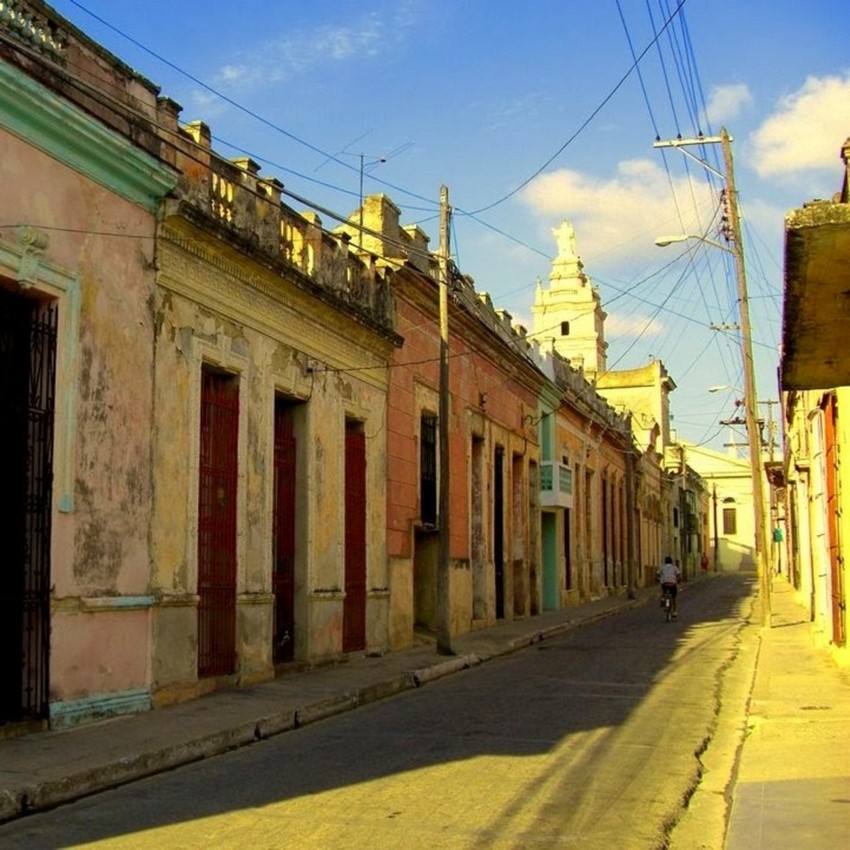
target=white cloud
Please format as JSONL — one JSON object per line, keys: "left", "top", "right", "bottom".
{"left": 520, "top": 159, "right": 716, "bottom": 265}
{"left": 749, "top": 73, "right": 850, "bottom": 178}
{"left": 213, "top": 5, "right": 422, "bottom": 91}
{"left": 212, "top": 21, "right": 383, "bottom": 89}
{"left": 704, "top": 83, "right": 754, "bottom": 125}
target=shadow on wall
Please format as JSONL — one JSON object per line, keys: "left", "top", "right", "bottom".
{"left": 716, "top": 538, "right": 755, "bottom": 571}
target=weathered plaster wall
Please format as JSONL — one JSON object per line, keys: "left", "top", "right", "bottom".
{"left": 151, "top": 225, "right": 391, "bottom": 699}
{"left": 386, "top": 277, "right": 541, "bottom": 645}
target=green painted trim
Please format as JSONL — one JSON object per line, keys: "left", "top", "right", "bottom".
{"left": 0, "top": 60, "right": 177, "bottom": 211}
{"left": 0, "top": 228, "right": 79, "bottom": 512}
{"left": 81, "top": 595, "right": 155, "bottom": 610}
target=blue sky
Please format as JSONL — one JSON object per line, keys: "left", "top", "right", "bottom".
{"left": 51, "top": 0, "right": 849, "bottom": 451}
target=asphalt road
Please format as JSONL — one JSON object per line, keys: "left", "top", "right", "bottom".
{"left": 0, "top": 574, "right": 756, "bottom": 850}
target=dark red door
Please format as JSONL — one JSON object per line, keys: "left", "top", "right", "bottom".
{"left": 273, "top": 401, "right": 296, "bottom": 662}
{"left": 197, "top": 369, "right": 239, "bottom": 677}
{"left": 343, "top": 424, "right": 367, "bottom": 652}
{"left": 824, "top": 394, "right": 845, "bottom": 646}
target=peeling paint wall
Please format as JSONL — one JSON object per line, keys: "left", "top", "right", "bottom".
{"left": 1, "top": 127, "right": 160, "bottom": 719}
{"left": 151, "top": 220, "right": 392, "bottom": 702}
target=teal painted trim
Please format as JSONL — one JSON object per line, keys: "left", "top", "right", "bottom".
{"left": 58, "top": 275, "right": 80, "bottom": 512}
{"left": 82, "top": 595, "right": 155, "bottom": 610}
{"left": 0, "top": 61, "right": 177, "bottom": 211}
{"left": 0, "top": 230, "right": 80, "bottom": 512}
{"left": 541, "top": 411, "right": 553, "bottom": 461}
{"left": 49, "top": 688, "right": 152, "bottom": 729}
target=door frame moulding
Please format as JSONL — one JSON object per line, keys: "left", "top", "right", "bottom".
{"left": 0, "top": 225, "right": 79, "bottom": 513}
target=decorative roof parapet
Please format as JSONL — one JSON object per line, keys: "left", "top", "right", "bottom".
{"left": 171, "top": 122, "right": 396, "bottom": 334}
{"left": 1, "top": 0, "right": 66, "bottom": 61}
{"left": 526, "top": 338, "right": 630, "bottom": 437}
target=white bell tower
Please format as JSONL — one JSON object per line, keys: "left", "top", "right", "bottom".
{"left": 529, "top": 221, "right": 608, "bottom": 378}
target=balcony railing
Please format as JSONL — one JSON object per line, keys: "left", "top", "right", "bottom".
{"left": 540, "top": 461, "right": 573, "bottom": 509}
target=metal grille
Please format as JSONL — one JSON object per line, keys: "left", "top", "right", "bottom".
{"left": 343, "top": 424, "right": 367, "bottom": 652}
{"left": 0, "top": 291, "right": 55, "bottom": 724}
{"left": 197, "top": 369, "right": 239, "bottom": 677}
{"left": 273, "top": 401, "right": 296, "bottom": 663}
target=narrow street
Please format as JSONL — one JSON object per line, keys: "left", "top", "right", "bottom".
{"left": 0, "top": 575, "right": 755, "bottom": 850}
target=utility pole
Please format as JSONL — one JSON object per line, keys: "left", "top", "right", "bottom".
{"left": 437, "top": 185, "right": 453, "bottom": 655}
{"left": 760, "top": 397, "right": 780, "bottom": 576}
{"left": 759, "top": 399, "right": 780, "bottom": 462}
{"left": 654, "top": 128, "right": 770, "bottom": 624}
{"left": 720, "top": 127, "right": 770, "bottom": 624}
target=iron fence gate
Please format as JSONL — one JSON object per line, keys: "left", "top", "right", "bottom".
{"left": 273, "top": 401, "right": 296, "bottom": 663}
{"left": 0, "top": 291, "right": 55, "bottom": 724}
{"left": 197, "top": 369, "right": 239, "bottom": 677}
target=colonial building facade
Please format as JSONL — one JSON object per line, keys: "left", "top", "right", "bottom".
{"left": 1, "top": 5, "right": 178, "bottom": 728}
{"left": 150, "top": 129, "right": 401, "bottom": 706}
{"left": 1, "top": 1, "right": 707, "bottom": 732}
{"left": 1, "top": 1, "right": 401, "bottom": 726}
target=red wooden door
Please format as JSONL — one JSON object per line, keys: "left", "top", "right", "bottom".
{"left": 824, "top": 394, "right": 845, "bottom": 646}
{"left": 273, "top": 401, "right": 296, "bottom": 662}
{"left": 343, "top": 424, "right": 367, "bottom": 652}
{"left": 197, "top": 370, "right": 239, "bottom": 677}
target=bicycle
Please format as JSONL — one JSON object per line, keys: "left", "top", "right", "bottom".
{"left": 660, "top": 585, "right": 675, "bottom": 622}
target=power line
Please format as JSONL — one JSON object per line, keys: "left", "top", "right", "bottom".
{"left": 468, "top": 0, "right": 689, "bottom": 216}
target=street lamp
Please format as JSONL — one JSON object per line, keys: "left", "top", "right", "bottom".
{"left": 709, "top": 385, "right": 748, "bottom": 430}
{"left": 655, "top": 130, "right": 771, "bottom": 625}
{"left": 654, "top": 235, "right": 733, "bottom": 253}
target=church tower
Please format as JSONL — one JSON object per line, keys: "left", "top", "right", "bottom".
{"left": 529, "top": 221, "right": 608, "bottom": 378}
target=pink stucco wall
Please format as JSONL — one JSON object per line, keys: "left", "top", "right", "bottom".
{"left": 4, "top": 128, "right": 158, "bottom": 706}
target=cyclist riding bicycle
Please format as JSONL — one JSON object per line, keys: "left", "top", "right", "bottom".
{"left": 656, "top": 556, "right": 681, "bottom": 619}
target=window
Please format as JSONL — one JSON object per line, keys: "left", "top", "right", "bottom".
{"left": 723, "top": 507, "right": 737, "bottom": 535}
{"left": 420, "top": 413, "right": 437, "bottom": 525}
{"left": 560, "top": 321, "right": 570, "bottom": 336}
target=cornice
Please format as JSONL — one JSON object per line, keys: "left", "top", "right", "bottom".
{"left": 158, "top": 226, "right": 393, "bottom": 389}
{"left": 0, "top": 59, "right": 177, "bottom": 211}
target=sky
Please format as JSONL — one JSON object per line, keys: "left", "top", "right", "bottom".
{"left": 49, "top": 0, "right": 850, "bottom": 452}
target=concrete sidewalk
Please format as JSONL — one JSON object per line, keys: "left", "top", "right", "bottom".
{"left": 724, "top": 577, "right": 850, "bottom": 849}
{"left": 0, "top": 588, "right": 650, "bottom": 824}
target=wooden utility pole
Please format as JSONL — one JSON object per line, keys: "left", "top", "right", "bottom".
{"left": 654, "top": 129, "right": 771, "bottom": 624}
{"left": 437, "top": 185, "right": 453, "bottom": 655}
{"left": 720, "top": 127, "right": 770, "bottom": 625}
